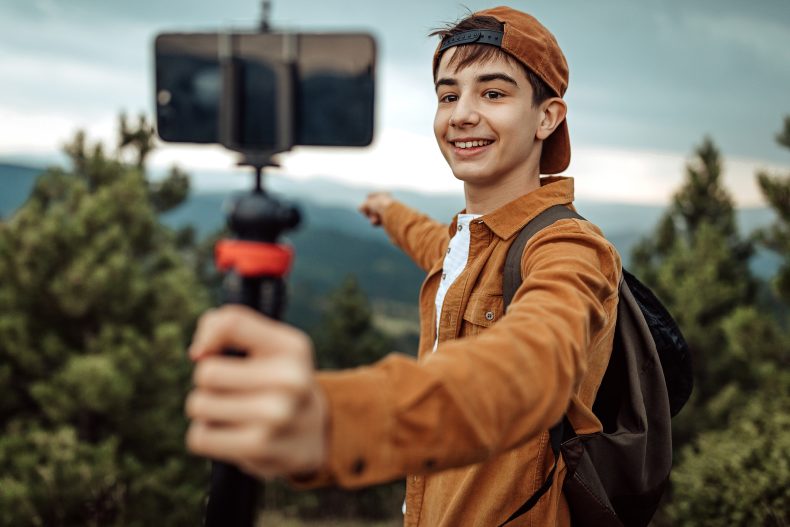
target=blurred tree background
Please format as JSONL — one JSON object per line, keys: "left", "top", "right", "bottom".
{"left": 0, "top": 115, "right": 788, "bottom": 525}
{"left": 0, "top": 115, "right": 209, "bottom": 526}
{"left": 633, "top": 118, "right": 790, "bottom": 525}
{"left": 0, "top": 116, "right": 403, "bottom": 526}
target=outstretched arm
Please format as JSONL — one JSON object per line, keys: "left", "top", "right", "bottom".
{"left": 359, "top": 192, "right": 450, "bottom": 272}
{"left": 185, "top": 220, "right": 620, "bottom": 487}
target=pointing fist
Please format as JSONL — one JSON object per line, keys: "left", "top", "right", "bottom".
{"left": 358, "top": 192, "right": 395, "bottom": 226}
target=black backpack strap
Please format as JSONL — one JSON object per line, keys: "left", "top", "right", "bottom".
{"left": 498, "top": 420, "right": 566, "bottom": 526}
{"left": 497, "top": 205, "right": 584, "bottom": 525}
{"left": 503, "top": 205, "right": 584, "bottom": 312}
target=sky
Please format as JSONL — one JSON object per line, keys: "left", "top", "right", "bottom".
{"left": 1, "top": 0, "right": 789, "bottom": 205}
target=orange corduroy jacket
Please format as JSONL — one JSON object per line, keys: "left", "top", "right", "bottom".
{"left": 311, "top": 176, "right": 621, "bottom": 526}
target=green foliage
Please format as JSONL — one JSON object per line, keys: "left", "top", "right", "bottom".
{"left": 672, "top": 138, "right": 738, "bottom": 239}
{"left": 777, "top": 116, "right": 790, "bottom": 150}
{"left": 754, "top": 117, "right": 790, "bottom": 304}
{"left": 313, "top": 276, "right": 393, "bottom": 369}
{"left": 667, "top": 392, "right": 790, "bottom": 526}
{"left": 0, "top": 424, "right": 121, "bottom": 526}
{"left": 263, "top": 480, "right": 405, "bottom": 522}
{"left": 0, "top": 122, "right": 209, "bottom": 525}
{"left": 718, "top": 307, "right": 789, "bottom": 387}
{"left": 118, "top": 113, "right": 156, "bottom": 168}
{"left": 632, "top": 137, "right": 754, "bottom": 409}
{"left": 638, "top": 119, "right": 790, "bottom": 525}
{"left": 681, "top": 305, "right": 790, "bottom": 435}
{"left": 149, "top": 166, "right": 190, "bottom": 214}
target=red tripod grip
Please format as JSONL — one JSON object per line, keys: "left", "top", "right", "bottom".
{"left": 214, "top": 239, "right": 294, "bottom": 278}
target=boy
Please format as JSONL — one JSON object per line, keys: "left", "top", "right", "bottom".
{"left": 186, "top": 6, "right": 621, "bottom": 526}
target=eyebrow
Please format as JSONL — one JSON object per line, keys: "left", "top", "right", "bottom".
{"left": 434, "top": 72, "right": 519, "bottom": 91}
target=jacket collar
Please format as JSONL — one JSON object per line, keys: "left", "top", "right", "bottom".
{"left": 447, "top": 176, "right": 576, "bottom": 240}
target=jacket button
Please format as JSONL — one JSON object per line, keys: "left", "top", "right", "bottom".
{"left": 351, "top": 458, "right": 366, "bottom": 475}
{"left": 485, "top": 311, "right": 495, "bottom": 321}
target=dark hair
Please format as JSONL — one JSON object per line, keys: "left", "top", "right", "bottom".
{"left": 430, "top": 15, "right": 553, "bottom": 107}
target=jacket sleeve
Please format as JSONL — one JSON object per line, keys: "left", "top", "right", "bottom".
{"left": 307, "top": 219, "right": 621, "bottom": 488}
{"left": 379, "top": 201, "right": 449, "bottom": 272}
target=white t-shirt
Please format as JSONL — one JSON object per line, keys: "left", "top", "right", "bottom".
{"left": 433, "top": 213, "right": 482, "bottom": 352}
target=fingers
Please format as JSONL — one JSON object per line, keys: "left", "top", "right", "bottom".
{"left": 186, "top": 421, "right": 271, "bottom": 463}
{"left": 235, "top": 424, "right": 325, "bottom": 478}
{"left": 185, "top": 383, "right": 329, "bottom": 477}
{"left": 189, "top": 305, "right": 312, "bottom": 361}
{"left": 185, "top": 308, "right": 327, "bottom": 478}
{"left": 192, "top": 355, "right": 310, "bottom": 392}
{"left": 357, "top": 202, "right": 381, "bottom": 225}
{"left": 367, "top": 212, "right": 382, "bottom": 226}
{"left": 186, "top": 389, "right": 298, "bottom": 426}
{"left": 187, "top": 356, "right": 312, "bottom": 427}
{"left": 358, "top": 192, "right": 393, "bottom": 226}
{"left": 187, "top": 421, "right": 321, "bottom": 478}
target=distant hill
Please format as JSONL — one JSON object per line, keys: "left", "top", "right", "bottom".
{"left": 0, "top": 163, "right": 41, "bottom": 217}
{"left": 284, "top": 224, "right": 424, "bottom": 331}
{"left": 1, "top": 162, "right": 781, "bottom": 281}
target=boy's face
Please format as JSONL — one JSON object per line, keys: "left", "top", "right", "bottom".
{"left": 433, "top": 49, "right": 544, "bottom": 189}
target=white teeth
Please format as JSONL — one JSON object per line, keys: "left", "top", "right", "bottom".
{"left": 454, "top": 140, "right": 491, "bottom": 149}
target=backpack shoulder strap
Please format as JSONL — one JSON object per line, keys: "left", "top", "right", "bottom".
{"left": 503, "top": 204, "right": 585, "bottom": 311}
{"left": 497, "top": 205, "right": 585, "bottom": 526}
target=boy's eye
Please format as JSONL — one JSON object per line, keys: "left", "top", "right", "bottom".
{"left": 439, "top": 93, "right": 458, "bottom": 103}
{"left": 484, "top": 90, "right": 504, "bottom": 100}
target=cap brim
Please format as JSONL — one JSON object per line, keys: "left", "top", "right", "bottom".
{"left": 540, "top": 118, "right": 570, "bottom": 175}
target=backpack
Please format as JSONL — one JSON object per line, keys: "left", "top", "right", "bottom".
{"left": 498, "top": 205, "right": 693, "bottom": 527}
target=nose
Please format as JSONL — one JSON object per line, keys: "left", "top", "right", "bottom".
{"left": 449, "top": 95, "right": 480, "bottom": 128}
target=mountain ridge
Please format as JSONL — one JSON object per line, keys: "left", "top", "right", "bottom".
{"left": 2, "top": 162, "right": 780, "bottom": 279}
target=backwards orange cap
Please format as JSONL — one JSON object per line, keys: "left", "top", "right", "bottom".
{"left": 433, "top": 6, "right": 571, "bottom": 174}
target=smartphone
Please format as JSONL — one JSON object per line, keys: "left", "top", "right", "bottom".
{"left": 154, "top": 31, "right": 376, "bottom": 150}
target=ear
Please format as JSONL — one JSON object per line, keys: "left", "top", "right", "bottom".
{"left": 535, "top": 97, "right": 567, "bottom": 141}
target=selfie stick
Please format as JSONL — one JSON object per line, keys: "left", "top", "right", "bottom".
{"left": 203, "top": 3, "right": 301, "bottom": 526}
{"left": 204, "top": 159, "right": 300, "bottom": 527}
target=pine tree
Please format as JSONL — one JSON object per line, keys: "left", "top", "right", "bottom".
{"left": 667, "top": 391, "right": 790, "bottom": 526}
{"left": 660, "top": 119, "right": 790, "bottom": 525}
{"left": 313, "top": 275, "right": 392, "bottom": 369}
{"left": 631, "top": 137, "right": 754, "bottom": 409}
{"left": 755, "top": 116, "right": 790, "bottom": 304}
{"left": 0, "top": 121, "right": 208, "bottom": 525}
{"left": 672, "top": 138, "right": 738, "bottom": 240}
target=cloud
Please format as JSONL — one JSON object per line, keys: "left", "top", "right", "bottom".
{"left": 0, "top": 106, "right": 123, "bottom": 154}
{"left": 278, "top": 135, "right": 787, "bottom": 207}
{"left": 572, "top": 146, "right": 785, "bottom": 207}
{"left": 0, "top": 51, "right": 142, "bottom": 110}
{"left": 32, "top": 0, "right": 62, "bottom": 18}
{"left": 1, "top": 0, "right": 785, "bottom": 207}
{"left": 280, "top": 128, "right": 460, "bottom": 194}
{"left": 681, "top": 11, "right": 790, "bottom": 66}
{"left": 377, "top": 63, "right": 436, "bottom": 133}
{"left": 3, "top": 108, "right": 783, "bottom": 208}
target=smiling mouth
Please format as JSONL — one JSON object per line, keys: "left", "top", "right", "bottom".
{"left": 452, "top": 139, "right": 493, "bottom": 149}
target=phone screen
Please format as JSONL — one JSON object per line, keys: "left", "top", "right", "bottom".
{"left": 155, "top": 32, "right": 375, "bottom": 148}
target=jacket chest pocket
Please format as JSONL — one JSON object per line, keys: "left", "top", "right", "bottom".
{"left": 461, "top": 291, "right": 504, "bottom": 337}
